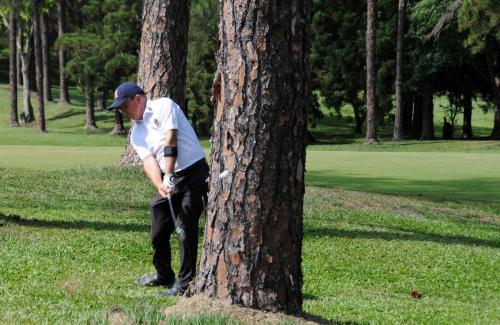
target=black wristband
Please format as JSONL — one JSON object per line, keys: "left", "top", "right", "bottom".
{"left": 164, "top": 146, "right": 178, "bottom": 157}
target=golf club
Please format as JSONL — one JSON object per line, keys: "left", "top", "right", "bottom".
{"left": 167, "top": 193, "right": 186, "bottom": 241}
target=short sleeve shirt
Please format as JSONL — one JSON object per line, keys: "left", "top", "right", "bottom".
{"left": 130, "top": 98, "right": 205, "bottom": 173}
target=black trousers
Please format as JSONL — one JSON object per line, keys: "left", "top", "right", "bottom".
{"left": 149, "top": 159, "right": 209, "bottom": 290}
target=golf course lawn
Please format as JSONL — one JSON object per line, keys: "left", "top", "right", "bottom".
{"left": 0, "top": 86, "right": 499, "bottom": 323}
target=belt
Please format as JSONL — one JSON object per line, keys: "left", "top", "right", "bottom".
{"left": 173, "top": 158, "right": 206, "bottom": 177}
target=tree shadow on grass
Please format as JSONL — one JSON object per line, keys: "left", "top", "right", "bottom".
{"left": 0, "top": 212, "right": 148, "bottom": 233}
{"left": 305, "top": 226, "right": 500, "bottom": 249}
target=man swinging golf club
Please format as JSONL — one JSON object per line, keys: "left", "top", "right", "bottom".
{"left": 108, "top": 82, "right": 209, "bottom": 296}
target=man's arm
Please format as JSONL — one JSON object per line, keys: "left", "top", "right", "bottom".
{"left": 142, "top": 155, "right": 169, "bottom": 198}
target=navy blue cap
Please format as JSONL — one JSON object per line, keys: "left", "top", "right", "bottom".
{"left": 108, "top": 82, "right": 145, "bottom": 111}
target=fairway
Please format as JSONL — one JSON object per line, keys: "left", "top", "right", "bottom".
{"left": 306, "top": 151, "right": 500, "bottom": 202}
{"left": 0, "top": 145, "right": 123, "bottom": 170}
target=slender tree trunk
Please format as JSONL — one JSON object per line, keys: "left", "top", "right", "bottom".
{"left": 461, "top": 91, "right": 473, "bottom": 139}
{"left": 485, "top": 47, "right": 500, "bottom": 139}
{"left": 420, "top": 85, "right": 434, "bottom": 140}
{"left": 84, "top": 79, "right": 97, "bottom": 129}
{"left": 353, "top": 102, "right": 363, "bottom": 135}
{"left": 393, "top": 0, "right": 406, "bottom": 140}
{"left": 16, "top": 19, "right": 22, "bottom": 86}
{"left": 96, "top": 89, "right": 106, "bottom": 110}
{"left": 118, "top": 0, "right": 190, "bottom": 167}
{"left": 411, "top": 93, "right": 423, "bottom": 139}
{"left": 110, "top": 110, "right": 126, "bottom": 135}
{"left": 57, "top": 0, "right": 70, "bottom": 105}
{"left": 33, "top": 0, "right": 46, "bottom": 132}
{"left": 41, "top": 12, "right": 53, "bottom": 102}
{"left": 191, "top": 0, "right": 310, "bottom": 314}
{"left": 20, "top": 52, "right": 35, "bottom": 123}
{"left": 9, "top": 5, "right": 19, "bottom": 127}
{"left": 365, "top": 0, "right": 379, "bottom": 144}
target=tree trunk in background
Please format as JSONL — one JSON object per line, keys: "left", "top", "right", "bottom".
{"left": 137, "top": 0, "right": 189, "bottom": 111}
{"left": 84, "top": 79, "right": 97, "bottom": 129}
{"left": 110, "top": 110, "right": 126, "bottom": 135}
{"left": 20, "top": 51, "right": 35, "bottom": 123}
{"left": 411, "top": 94, "right": 422, "bottom": 139}
{"left": 420, "top": 85, "right": 434, "bottom": 140}
{"left": 96, "top": 89, "right": 106, "bottom": 110}
{"left": 365, "top": 0, "right": 379, "bottom": 144}
{"left": 393, "top": 0, "right": 406, "bottom": 140}
{"left": 461, "top": 92, "right": 473, "bottom": 139}
{"left": 353, "top": 103, "right": 363, "bottom": 135}
{"left": 33, "top": 0, "right": 46, "bottom": 132}
{"left": 41, "top": 12, "right": 53, "bottom": 102}
{"left": 118, "top": 0, "right": 190, "bottom": 167}
{"left": 9, "top": 4, "right": 19, "bottom": 127}
{"left": 191, "top": 0, "right": 310, "bottom": 314}
{"left": 16, "top": 20, "right": 21, "bottom": 86}
{"left": 57, "top": 0, "right": 70, "bottom": 105}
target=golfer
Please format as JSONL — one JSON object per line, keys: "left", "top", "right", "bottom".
{"left": 108, "top": 82, "right": 208, "bottom": 296}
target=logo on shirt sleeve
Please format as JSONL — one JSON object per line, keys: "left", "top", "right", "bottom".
{"left": 153, "top": 118, "right": 160, "bottom": 128}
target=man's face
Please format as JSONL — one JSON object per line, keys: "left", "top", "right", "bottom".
{"left": 120, "top": 95, "right": 145, "bottom": 120}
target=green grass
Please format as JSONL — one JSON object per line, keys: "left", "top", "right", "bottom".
{"left": 0, "top": 168, "right": 498, "bottom": 324}
{"left": 0, "top": 84, "right": 499, "bottom": 323}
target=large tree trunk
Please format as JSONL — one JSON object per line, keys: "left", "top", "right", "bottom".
{"left": 57, "top": 0, "right": 70, "bottom": 105}
{"left": 393, "top": 0, "right": 406, "bottom": 140}
{"left": 41, "top": 12, "right": 53, "bottom": 102}
{"left": 33, "top": 0, "right": 46, "bottom": 132}
{"left": 420, "top": 85, "right": 434, "bottom": 140}
{"left": 20, "top": 52, "right": 35, "bottom": 123}
{"left": 191, "top": 0, "right": 310, "bottom": 314}
{"left": 461, "top": 91, "right": 473, "bottom": 139}
{"left": 110, "top": 110, "right": 126, "bottom": 135}
{"left": 365, "top": 0, "right": 379, "bottom": 144}
{"left": 84, "top": 79, "right": 97, "bottom": 129}
{"left": 118, "top": 0, "right": 190, "bottom": 167}
{"left": 9, "top": 5, "right": 19, "bottom": 127}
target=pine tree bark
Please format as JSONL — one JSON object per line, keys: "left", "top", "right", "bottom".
{"left": 33, "top": 0, "right": 46, "bottom": 132}
{"left": 420, "top": 85, "right": 434, "bottom": 140}
{"left": 84, "top": 79, "right": 97, "bottom": 129}
{"left": 57, "top": 0, "right": 70, "bottom": 105}
{"left": 9, "top": 4, "right": 19, "bottom": 127}
{"left": 118, "top": 0, "right": 190, "bottom": 167}
{"left": 393, "top": 0, "right": 406, "bottom": 140}
{"left": 19, "top": 19, "right": 35, "bottom": 123}
{"left": 16, "top": 19, "right": 21, "bottom": 86}
{"left": 191, "top": 0, "right": 310, "bottom": 314}
{"left": 365, "top": 0, "right": 379, "bottom": 144}
{"left": 461, "top": 91, "right": 473, "bottom": 139}
{"left": 41, "top": 12, "right": 53, "bottom": 102}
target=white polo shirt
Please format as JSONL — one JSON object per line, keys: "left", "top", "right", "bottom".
{"left": 130, "top": 98, "right": 205, "bottom": 173}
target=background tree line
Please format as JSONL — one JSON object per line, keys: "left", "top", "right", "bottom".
{"left": 1, "top": 0, "right": 499, "bottom": 140}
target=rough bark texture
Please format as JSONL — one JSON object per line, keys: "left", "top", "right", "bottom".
{"left": 57, "top": 0, "right": 70, "bottom": 105}
{"left": 137, "top": 0, "right": 189, "bottom": 111}
{"left": 84, "top": 79, "right": 97, "bottom": 129}
{"left": 33, "top": 0, "right": 45, "bottom": 132}
{"left": 9, "top": 5, "right": 19, "bottom": 127}
{"left": 118, "top": 0, "right": 190, "bottom": 167}
{"left": 393, "top": 0, "right": 406, "bottom": 140}
{"left": 191, "top": 0, "right": 310, "bottom": 314}
{"left": 461, "top": 92, "right": 473, "bottom": 139}
{"left": 110, "top": 110, "right": 127, "bottom": 136}
{"left": 41, "top": 12, "right": 53, "bottom": 102}
{"left": 19, "top": 21, "right": 35, "bottom": 123}
{"left": 365, "top": 0, "right": 379, "bottom": 144}
{"left": 96, "top": 90, "right": 106, "bottom": 111}
{"left": 420, "top": 85, "right": 434, "bottom": 140}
